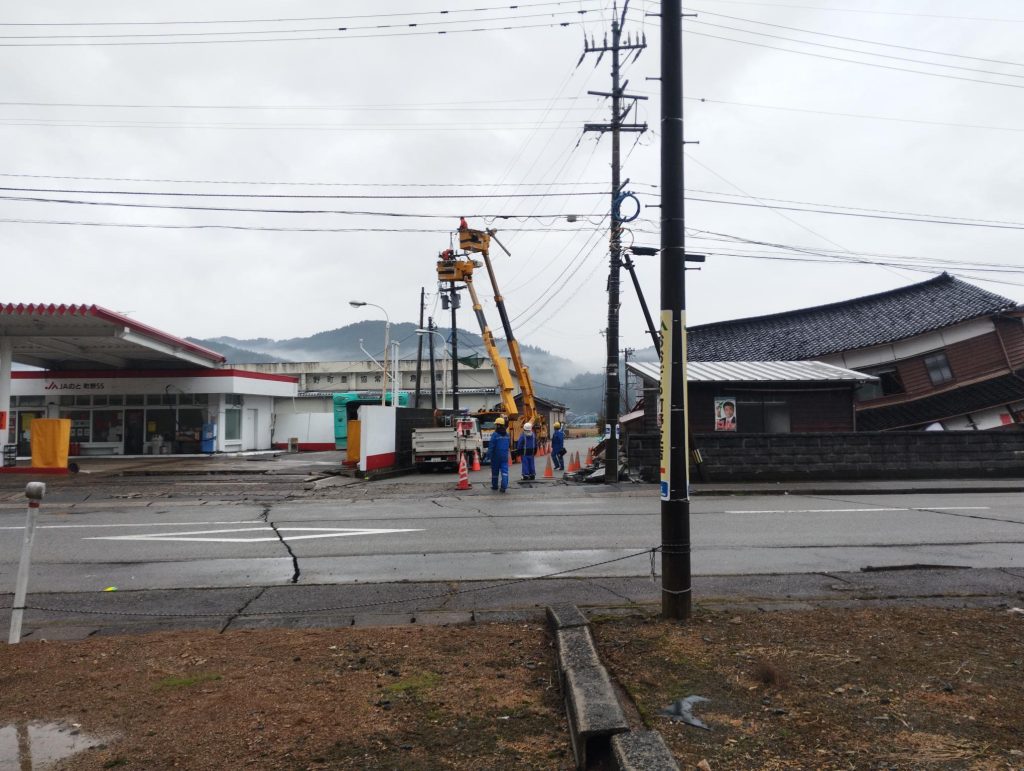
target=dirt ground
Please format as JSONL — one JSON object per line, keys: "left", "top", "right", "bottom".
{"left": 0, "top": 624, "right": 571, "bottom": 770}
{"left": 594, "top": 606, "right": 1024, "bottom": 770}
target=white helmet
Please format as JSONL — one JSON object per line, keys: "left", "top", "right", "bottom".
{"left": 523, "top": 422, "right": 533, "bottom": 431}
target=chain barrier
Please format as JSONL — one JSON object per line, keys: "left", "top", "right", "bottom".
{"left": 6, "top": 546, "right": 663, "bottom": 619}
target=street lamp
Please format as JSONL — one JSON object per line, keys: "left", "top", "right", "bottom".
{"left": 350, "top": 300, "right": 391, "bottom": 406}
{"left": 415, "top": 327, "right": 450, "bottom": 411}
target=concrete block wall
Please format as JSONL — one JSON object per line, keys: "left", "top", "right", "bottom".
{"left": 626, "top": 431, "right": 1024, "bottom": 482}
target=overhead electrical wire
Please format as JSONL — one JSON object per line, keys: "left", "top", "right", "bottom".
{"left": 0, "top": 18, "right": 591, "bottom": 47}
{"left": 0, "top": 1, "right": 603, "bottom": 27}
{"left": 684, "top": 29, "right": 1024, "bottom": 91}
{"left": 0, "top": 186, "right": 608, "bottom": 200}
{"left": 687, "top": 96, "right": 1024, "bottom": 135}
{"left": 685, "top": 7, "right": 1024, "bottom": 68}
{"left": 0, "top": 9, "right": 595, "bottom": 41}
{"left": 686, "top": 19, "right": 1024, "bottom": 81}
{"left": 662, "top": 0, "right": 1024, "bottom": 24}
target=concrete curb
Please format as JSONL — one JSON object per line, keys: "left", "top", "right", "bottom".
{"left": 547, "top": 604, "right": 678, "bottom": 770}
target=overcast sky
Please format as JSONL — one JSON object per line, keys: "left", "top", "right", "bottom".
{"left": 4, "top": 0, "right": 1024, "bottom": 372}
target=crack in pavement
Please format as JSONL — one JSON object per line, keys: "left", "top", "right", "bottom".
{"left": 998, "top": 568, "right": 1024, "bottom": 580}
{"left": 219, "top": 586, "right": 267, "bottom": 634}
{"left": 588, "top": 580, "right": 639, "bottom": 605}
{"left": 261, "top": 504, "right": 300, "bottom": 584}
{"left": 820, "top": 571, "right": 856, "bottom": 585}
{"left": 806, "top": 494, "right": 1024, "bottom": 527}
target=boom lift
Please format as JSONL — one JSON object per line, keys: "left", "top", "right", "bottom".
{"left": 435, "top": 219, "right": 547, "bottom": 451}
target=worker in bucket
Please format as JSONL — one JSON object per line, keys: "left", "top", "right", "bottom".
{"left": 517, "top": 421, "right": 537, "bottom": 481}
{"left": 490, "top": 417, "right": 511, "bottom": 493}
{"left": 551, "top": 421, "right": 566, "bottom": 471}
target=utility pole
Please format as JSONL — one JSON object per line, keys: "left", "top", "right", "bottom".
{"left": 427, "top": 317, "right": 438, "bottom": 411}
{"left": 414, "top": 287, "right": 425, "bottom": 408}
{"left": 449, "top": 283, "right": 460, "bottom": 413}
{"left": 660, "top": 0, "right": 692, "bottom": 619}
{"left": 582, "top": 0, "right": 647, "bottom": 484}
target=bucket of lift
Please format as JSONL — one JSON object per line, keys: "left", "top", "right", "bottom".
{"left": 458, "top": 228, "right": 490, "bottom": 254}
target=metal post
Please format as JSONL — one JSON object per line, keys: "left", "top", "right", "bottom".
{"left": 391, "top": 341, "right": 399, "bottom": 408}
{"left": 414, "top": 287, "right": 425, "bottom": 408}
{"left": 427, "top": 317, "right": 438, "bottom": 411}
{"left": 381, "top": 319, "right": 390, "bottom": 407}
{"left": 9, "top": 482, "right": 46, "bottom": 644}
{"left": 660, "top": 0, "right": 692, "bottom": 619}
{"left": 450, "top": 282, "right": 460, "bottom": 413}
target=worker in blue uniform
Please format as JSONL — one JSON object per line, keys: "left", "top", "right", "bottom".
{"left": 551, "top": 422, "right": 566, "bottom": 471}
{"left": 489, "top": 417, "right": 511, "bottom": 493}
{"left": 517, "top": 421, "right": 537, "bottom": 480}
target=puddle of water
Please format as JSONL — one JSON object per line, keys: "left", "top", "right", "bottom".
{"left": 0, "top": 721, "right": 108, "bottom": 770}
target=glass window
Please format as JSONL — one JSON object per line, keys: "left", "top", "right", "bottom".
{"left": 225, "top": 408, "right": 241, "bottom": 440}
{"left": 17, "top": 396, "right": 44, "bottom": 407}
{"left": 126, "top": 394, "right": 144, "bottom": 406}
{"left": 924, "top": 352, "right": 954, "bottom": 385}
{"left": 93, "top": 395, "right": 109, "bottom": 406}
{"left": 92, "top": 410, "right": 124, "bottom": 443}
{"left": 177, "top": 409, "right": 204, "bottom": 441}
{"left": 359, "top": 375, "right": 368, "bottom": 384}
{"left": 193, "top": 393, "right": 208, "bottom": 405}
{"left": 75, "top": 395, "right": 91, "bottom": 406}
{"left": 59, "top": 396, "right": 75, "bottom": 406}
{"left": 145, "top": 409, "right": 175, "bottom": 441}
{"left": 374, "top": 375, "right": 382, "bottom": 383}
{"left": 340, "top": 375, "right": 348, "bottom": 383}
{"left": 108, "top": 395, "right": 124, "bottom": 405}
{"left": 858, "top": 366, "right": 905, "bottom": 400}
{"left": 226, "top": 394, "right": 243, "bottom": 407}
{"left": 178, "top": 394, "right": 194, "bottom": 406}
{"left": 60, "top": 410, "right": 91, "bottom": 442}
{"left": 146, "top": 394, "right": 163, "bottom": 405}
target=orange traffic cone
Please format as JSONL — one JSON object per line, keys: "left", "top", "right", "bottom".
{"left": 543, "top": 454, "right": 553, "bottom": 478}
{"left": 585, "top": 446, "right": 593, "bottom": 466}
{"left": 456, "top": 453, "right": 472, "bottom": 490}
{"left": 471, "top": 449, "right": 481, "bottom": 472}
{"left": 568, "top": 452, "right": 578, "bottom": 472}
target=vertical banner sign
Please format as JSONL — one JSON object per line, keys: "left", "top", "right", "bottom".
{"left": 660, "top": 311, "right": 691, "bottom": 500}
{"left": 659, "top": 312, "right": 672, "bottom": 500}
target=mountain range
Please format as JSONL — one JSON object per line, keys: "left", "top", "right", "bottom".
{"left": 189, "top": 320, "right": 609, "bottom": 412}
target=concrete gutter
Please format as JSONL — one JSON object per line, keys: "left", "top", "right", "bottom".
{"left": 547, "top": 604, "right": 678, "bottom": 770}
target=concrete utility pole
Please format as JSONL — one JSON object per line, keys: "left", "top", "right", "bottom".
{"left": 415, "top": 287, "right": 425, "bottom": 408}
{"left": 427, "top": 317, "right": 438, "bottom": 411}
{"left": 660, "top": 0, "right": 692, "bottom": 619}
{"left": 582, "top": 0, "right": 647, "bottom": 483}
{"left": 449, "top": 283, "right": 460, "bottom": 413}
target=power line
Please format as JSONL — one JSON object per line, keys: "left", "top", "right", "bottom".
{"left": 686, "top": 7, "right": 1024, "bottom": 68}
{"left": 0, "top": 9, "right": 594, "bottom": 41}
{"left": 0, "top": 171, "right": 622, "bottom": 187}
{"left": 0, "top": 186, "right": 608, "bottom": 201}
{"left": 685, "top": 29, "right": 1024, "bottom": 91}
{"left": 663, "top": 0, "right": 1024, "bottom": 23}
{"left": 0, "top": 18, "right": 589, "bottom": 47}
{"left": 687, "top": 18, "right": 1024, "bottom": 81}
{"left": 687, "top": 95, "right": 1024, "bottom": 135}
{"left": 0, "top": 217, "right": 602, "bottom": 233}
{"left": 0, "top": 1, "right": 602, "bottom": 27}
{"left": 0, "top": 118, "right": 589, "bottom": 132}
{"left": 0, "top": 96, "right": 589, "bottom": 111}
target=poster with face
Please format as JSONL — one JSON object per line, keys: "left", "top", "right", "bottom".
{"left": 714, "top": 397, "right": 737, "bottom": 431}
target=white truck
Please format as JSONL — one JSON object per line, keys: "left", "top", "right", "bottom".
{"left": 412, "top": 416, "right": 483, "bottom": 472}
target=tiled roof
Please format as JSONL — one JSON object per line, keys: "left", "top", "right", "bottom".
{"left": 628, "top": 360, "right": 875, "bottom": 383}
{"left": 688, "top": 273, "right": 1020, "bottom": 361}
{"left": 856, "top": 372, "right": 1024, "bottom": 430}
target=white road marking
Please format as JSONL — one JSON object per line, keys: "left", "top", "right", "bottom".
{"left": 0, "top": 520, "right": 261, "bottom": 531}
{"left": 723, "top": 507, "right": 992, "bottom": 514}
{"left": 84, "top": 526, "right": 422, "bottom": 543}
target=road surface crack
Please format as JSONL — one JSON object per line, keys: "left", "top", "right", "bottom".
{"left": 269, "top": 520, "right": 301, "bottom": 584}
{"left": 219, "top": 586, "right": 267, "bottom": 633}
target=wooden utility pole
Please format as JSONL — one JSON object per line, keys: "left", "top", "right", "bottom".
{"left": 414, "top": 287, "right": 425, "bottom": 408}
{"left": 582, "top": 0, "right": 647, "bottom": 483}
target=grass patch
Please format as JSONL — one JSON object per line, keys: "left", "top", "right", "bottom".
{"left": 155, "top": 673, "right": 222, "bottom": 690}
{"left": 383, "top": 672, "right": 441, "bottom": 696}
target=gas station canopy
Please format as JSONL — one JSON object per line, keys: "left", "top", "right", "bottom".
{"left": 0, "top": 304, "right": 226, "bottom": 370}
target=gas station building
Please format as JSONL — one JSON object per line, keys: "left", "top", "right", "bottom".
{"left": 1, "top": 304, "right": 297, "bottom": 457}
